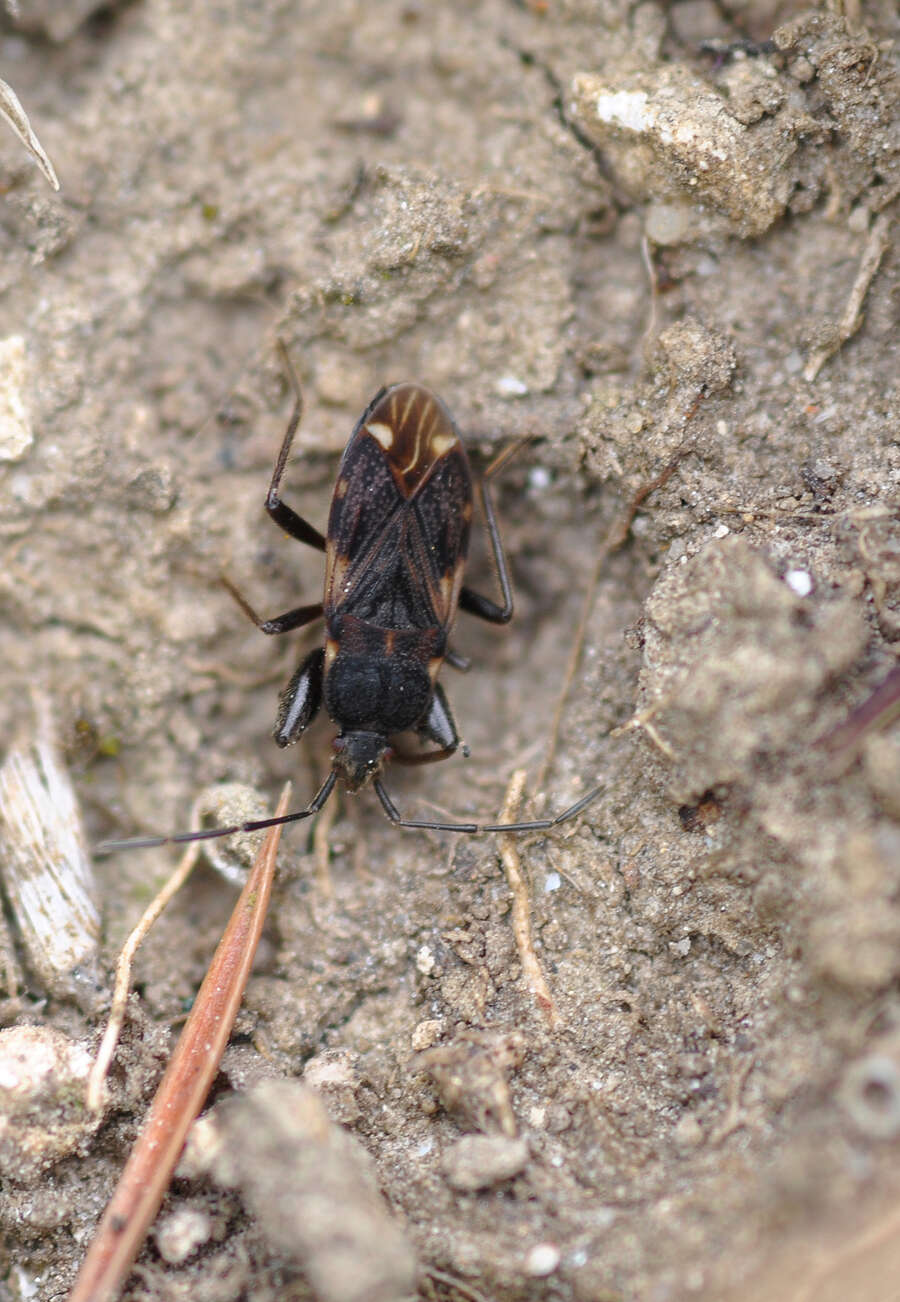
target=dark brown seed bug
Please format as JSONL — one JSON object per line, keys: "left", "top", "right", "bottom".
{"left": 100, "top": 348, "right": 600, "bottom": 852}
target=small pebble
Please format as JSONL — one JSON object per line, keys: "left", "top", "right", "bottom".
{"left": 411, "top": 1018, "right": 444, "bottom": 1051}
{"left": 784, "top": 569, "right": 813, "bottom": 597}
{"left": 495, "top": 375, "right": 529, "bottom": 398}
{"left": 0, "top": 1026, "right": 99, "bottom": 1181}
{"left": 415, "top": 945, "right": 436, "bottom": 975}
{"left": 788, "top": 56, "right": 815, "bottom": 82}
{"left": 155, "top": 1206, "right": 212, "bottom": 1264}
{"left": 525, "top": 1242, "right": 561, "bottom": 1277}
{"left": 441, "top": 1135, "right": 528, "bottom": 1192}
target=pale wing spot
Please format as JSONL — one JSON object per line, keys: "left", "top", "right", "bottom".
{"left": 430, "top": 432, "right": 457, "bottom": 456}
{"left": 365, "top": 422, "right": 394, "bottom": 450}
{"left": 324, "top": 639, "right": 339, "bottom": 674}
{"left": 427, "top": 656, "right": 444, "bottom": 683}
{"left": 334, "top": 476, "right": 349, "bottom": 498}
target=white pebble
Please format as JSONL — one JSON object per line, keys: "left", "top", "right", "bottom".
{"left": 784, "top": 569, "right": 813, "bottom": 597}
{"left": 155, "top": 1207, "right": 212, "bottom": 1264}
{"left": 526, "top": 1243, "right": 561, "bottom": 1277}
{"left": 495, "top": 375, "right": 529, "bottom": 398}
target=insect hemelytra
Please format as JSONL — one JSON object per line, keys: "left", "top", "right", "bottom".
{"left": 102, "top": 352, "right": 600, "bottom": 851}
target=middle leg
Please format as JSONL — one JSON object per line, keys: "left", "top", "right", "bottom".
{"left": 221, "top": 575, "right": 322, "bottom": 635}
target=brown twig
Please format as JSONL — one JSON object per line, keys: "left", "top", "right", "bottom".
{"left": 68, "top": 783, "right": 291, "bottom": 1302}
{"left": 819, "top": 663, "right": 900, "bottom": 775}
{"left": 803, "top": 213, "right": 892, "bottom": 383}
{"left": 497, "top": 770, "right": 562, "bottom": 1029}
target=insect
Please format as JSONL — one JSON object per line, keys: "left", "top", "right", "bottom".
{"left": 103, "top": 349, "right": 600, "bottom": 852}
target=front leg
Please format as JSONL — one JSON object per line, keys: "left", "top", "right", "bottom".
{"left": 274, "top": 646, "right": 325, "bottom": 747}
{"left": 391, "top": 683, "right": 461, "bottom": 765}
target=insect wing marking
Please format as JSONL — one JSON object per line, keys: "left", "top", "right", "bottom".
{"left": 365, "top": 421, "right": 394, "bottom": 450}
{"left": 325, "top": 385, "right": 472, "bottom": 632}
{"left": 378, "top": 384, "right": 461, "bottom": 497}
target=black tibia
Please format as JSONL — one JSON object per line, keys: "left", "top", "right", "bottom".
{"left": 458, "top": 477, "right": 513, "bottom": 625}
{"left": 275, "top": 647, "right": 325, "bottom": 748}
{"left": 265, "top": 342, "right": 327, "bottom": 552}
{"left": 222, "top": 576, "right": 323, "bottom": 635}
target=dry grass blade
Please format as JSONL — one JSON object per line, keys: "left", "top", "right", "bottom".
{"left": 67, "top": 782, "right": 292, "bottom": 1302}
{"left": 0, "top": 78, "right": 59, "bottom": 189}
{"left": 86, "top": 840, "right": 202, "bottom": 1111}
{"left": 0, "top": 693, "right": 100, "bottom": 1002}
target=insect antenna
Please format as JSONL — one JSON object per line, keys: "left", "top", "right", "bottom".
{"left": 96, "top": 772, "right": 337, "bottom": 854}
{"left": 373, "top": 778, "right": 601, "bottom": 835}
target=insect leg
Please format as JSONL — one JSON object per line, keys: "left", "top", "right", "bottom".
{"left": 221, "top": 576, "right": 323, "bottom": 635}
{"left": 374, "top": 779, "right": 601, "bottom": 835}
{"left": 445, "top": 648, "right": 471, "bottom": 672}
{"left": 459, "top": 473, "right": 513, "bottom": 625}
{"left": 274, "top": 647, "right": 325, "bottom": 747}
{"left": 265, "top": 342, "right": 327, "bottom": 552}
{"left": 97, "top": 771, "right": 338, "bottom": 854}
{"left": 392, "top": 684, "right": 462, "bottom": 765}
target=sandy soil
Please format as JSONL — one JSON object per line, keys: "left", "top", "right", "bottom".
{"left": 0, "top": 1, "right": 898, "bottom": 1299}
